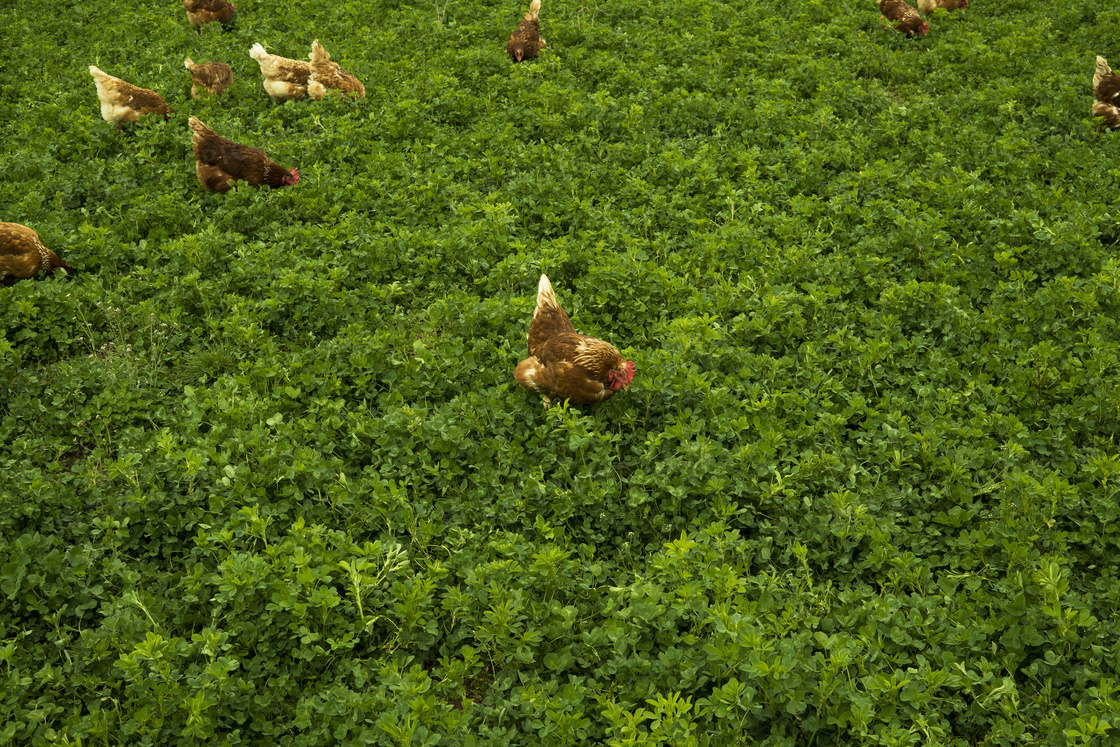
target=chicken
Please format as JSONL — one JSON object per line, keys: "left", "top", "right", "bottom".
{"left": 184, "top": 0, "right": 235, "bottom": 30}
{"left": 507, "top": 0, "right": 547, "bottom": 63}
{"left": 307, "top": 40, "right": 365, "bottom": 100}
{"left": 0, "top": 223, "right": 71, "bottom": 282}
{"left": 89, "top": 66, "right": 171, "bottom": 127}
{"left": 184, "top": 58, "right": 233, "bottom": 98}
{"left": 514, "top": 274, "right": 636, "bottom": 408}
{"left": 877, "top": 0, "right": 929, "bottom": 37}
{"left": 916, "top": 0, "right": 966, "bottom": 13}
{"left": 1093, "top": 56, "right": 1120, "bottom": 129}
{"left": 188, "top": 116, "right": 299, "bottom": 193}
{"left": 249, "top": 43, "right": 311, "bottom": 103}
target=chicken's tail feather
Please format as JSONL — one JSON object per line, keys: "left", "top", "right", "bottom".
{"left": 310, "top": 39, "right": 327, "bottom": 65}
{"left": 250, "top": 43, "right": 268, "bottom": 62}
{"left": 184, "top": 57, "right": 195, "bottom": 69}
{"left": 1096, "top": 56, "right": 1113, "bottom": 90}
{"left": 536, "top": 274, "right": 559, "bottom": 311}
{"left": 527, "top": 0, "right": 541, "bottom": 20}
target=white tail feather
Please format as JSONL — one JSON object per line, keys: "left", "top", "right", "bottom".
{"left": 528, "top": 0, "right": 541, "bottom": 19}
{"left": 537, "top": 274, "right": 559, "bottom": 311}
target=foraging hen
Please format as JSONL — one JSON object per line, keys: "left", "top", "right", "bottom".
{"left": 308, "top": 40, "right": 365, "bottom": 100}
{"left": 0, "top": 223, "right": 71, "bottom": 282}
{"left": 184, "top": 58, "right": 233, "bottom": 98}
{"left": 89, "top": 66, "right": 171, "bottom": 127}
{"left": 1093, "top": 56, "right": 1120, "bottom": 129}
{"left": 188, "top": 116, "right": 299, "bottom": 193}
{"left": 507, "top": 0, "right": 547, "bottom": 62}
{"left": 184, "top": 0, "right": 235, "bottom": 30}
{"left": 514, "top": 275, "right": 635, "bottom": 408}
{"left": 249, "top": 43, "right": 311, "bottom": 103}
{"left": 877, "top": 0, "right": 929, "bottom": 37}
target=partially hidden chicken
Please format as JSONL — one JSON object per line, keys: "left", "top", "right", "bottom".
{"left": 0, "top": 223, "right": 71, "bottom": 282}
{"left": 916, "top": 0, "right": 966, "bottom": 14}
{"left": 184, "top": 0, "right": 235, "bottom": 30}
{"left": 507, "top": 0, "right": 547, "bottom": 63}
{"left": 249, "top": 43, "right": 311, "bottom": 103}
{"left": 1093, "top": 56, "right": 1120, "bottom": 129}
{"left": 514, "top": 274, "right": 636, "bottom": 408}
{"left": 184, "top": 58, "right": 233, "bottom": 98}
{"left": 89, "top": 66, "right": 171, "bottom": 127}
{"left": 877, "top": 0, "right": 929, "bottom": 37}
{"left": 307, "top": 40, "right": 365, "bottom": 100}
{"left": 188, "top": 116, "right": 299, "bottom": 193}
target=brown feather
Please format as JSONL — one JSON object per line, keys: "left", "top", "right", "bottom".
{"left": 307, "top": 40, "right": 365, "bottom": 100}
{"left": 0, "top": 223, "right": 70, "bottom": 281}
{"left": 1095, "top": 56, "right": 1120, "bottom": 105}
{"left": 188, "top": 116, "right": 298, "bottom": 192}
{"left": 250, "top": 44, "right": 311, "bottom": 102}
{"left": 878, "top": 0, "right": 928, "bottom": 37}
{"left": 185, "top": 58, "right": 233, "bottom": 97}
{"left": 515, "top": 274, "right": 633, "bottom": 407}
{"left": 507, "top": 0, "right": 546, "bottom": 62}
{"left": 89, "top": 66, "right": 171, "bottom": 126}
{"left": 1093, "top": 100, "right": 1120, "bottom": 130}
{"left": 184, "top": 0, "right": 234, "bottom": 28}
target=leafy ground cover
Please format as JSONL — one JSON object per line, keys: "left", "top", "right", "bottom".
{"left": 2, "top": 0, "right": 1120, "bottom": 743}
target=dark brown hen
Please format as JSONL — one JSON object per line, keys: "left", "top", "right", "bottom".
{"left": 188, "top": 117, "right": 299, "bottom": 193}
{"left": 507, "top": 0, "right": 546, "bottom": 62}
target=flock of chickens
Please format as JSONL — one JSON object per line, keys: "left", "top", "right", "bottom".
{"left": 1, "top": 0, "right": 1117, "bottom": 408}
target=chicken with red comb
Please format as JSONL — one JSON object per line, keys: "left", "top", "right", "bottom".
{"left": 515, "top": 274, "right": 636, "bottom": 408}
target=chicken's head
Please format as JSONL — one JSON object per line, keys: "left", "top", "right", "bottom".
{"left": 510, "top": 43, "right": 527, "bottom": 62}
{"left": 608, "top": 360, "right": 636, "bottom": 392}
{"left": 916, "top": 20, "right": 929, "bottom": 36}
{"left": 283, "top": 167, "right": 300, "bottom": 187}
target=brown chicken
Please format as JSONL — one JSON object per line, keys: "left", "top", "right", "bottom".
{"left": 184, "top": 58, "right": 233, "bottom": 98}
{"left": 916, "top": 0, "right": 966, "bottom": 13}
{"left": 0, "top": 223, "right": 71, "bottom": 282}
{"left": 514, "top": 275, "right": 636, "bottom": 408}
{"left": 249, "top": 43, "right": 311, "bottom": 103}
{"left": 89, "top": 66, "right": 171, "bottom": 127}
{"left": 188, "top": 116, "right": 300, "bottom": 193}
{"left": 307, "top": 40, "right": 365, "bottom": 100}
{"left": 1093, "top": 56, "right": 1120, "bottom": 129}
{"left": 184, "top": 0, "right": 235, "bottom": 30}
{"left": 507, "top": 0, "right": 547, "bottom": 63}
{"left": 877, "top": 0, "right": 929, "bottom": 37}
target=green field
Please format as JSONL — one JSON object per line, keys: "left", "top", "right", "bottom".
{"left": 3, "top": 0, "right": 1120, "bottom": 743}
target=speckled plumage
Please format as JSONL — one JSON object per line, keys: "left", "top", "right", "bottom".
{"left": 0, "top": 223, "right": 70, "bottom": 281}
{"left": 308, "top": 40, "right": 365, "bottom": 100}
{"left": 877, "top": 0, "right": 929, "bottom": 37}
{"left": 507, "top": 0, "right": 547, "bottom": 62}
{"left": 185, "top": 58, "right": 233, "bottom": 98}
{"left": 514, "top": 275, "right": 635, "bottom": 408}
